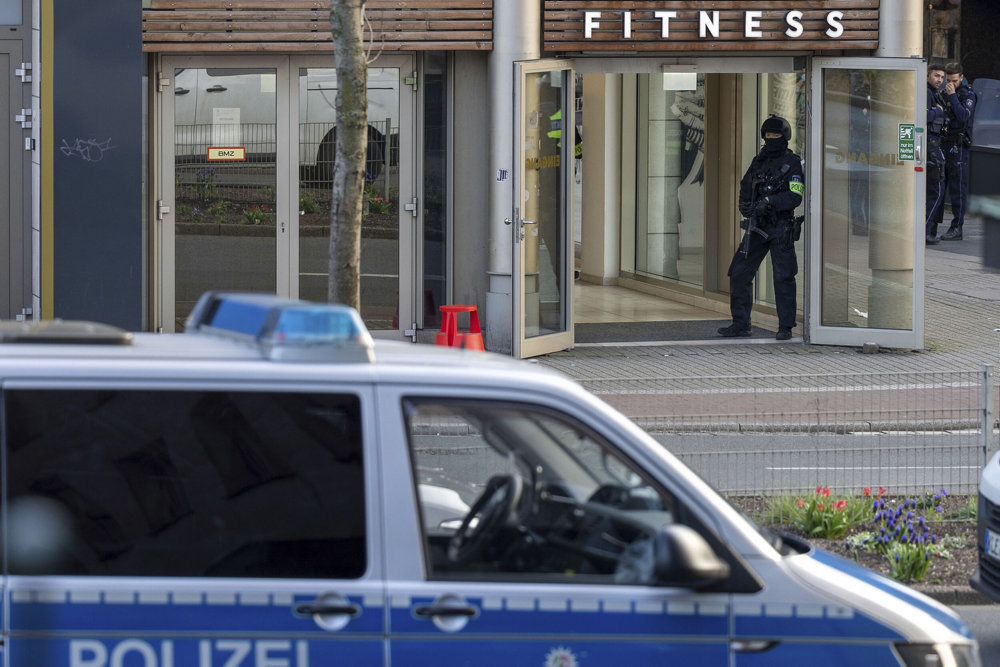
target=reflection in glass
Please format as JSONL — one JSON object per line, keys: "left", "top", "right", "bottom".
{"left": 172, "top": 68, "right": 277, "bottom": 330}
{"left": 636, "top": 74, "right": 705, "bottom": 288}
{"left": 523, "top": 71, "right": 568, "bottom": 338}
{"left": 754, "top": 72, "right": 807, "bottom": 316}
{"left": 821, "top": 69, "right": 914, "bottom": 330}
{"left": 297, "top": 68, "right": 400, "bottom": 330}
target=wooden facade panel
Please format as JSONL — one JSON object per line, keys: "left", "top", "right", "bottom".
{"left": 543, "top": 1, "right": 879, "bottom": 53}
{"left": 143, "top": 0, "right": 493, "bottom": 52}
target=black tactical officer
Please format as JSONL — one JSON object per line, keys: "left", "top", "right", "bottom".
{"left": 718, "top": 115, "right": 804, "bottom": 341}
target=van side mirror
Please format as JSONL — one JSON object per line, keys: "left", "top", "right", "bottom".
{"left": 653, "top": 524, "right": 730, "bottom": 589}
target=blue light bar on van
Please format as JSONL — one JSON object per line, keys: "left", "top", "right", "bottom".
{"left": 185, "top": 292, "right": 374, "bottom": 362}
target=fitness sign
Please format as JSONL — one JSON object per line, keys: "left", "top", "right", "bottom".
{"left": 582, "top": 10, "right": 846, "bottom": 40}
{"left": 542, "top": 1, "right": 879, "bottom": 52}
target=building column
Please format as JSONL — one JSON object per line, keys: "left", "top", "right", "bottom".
{"left": 485, "top": 0, "right": 539, "bottom": 354}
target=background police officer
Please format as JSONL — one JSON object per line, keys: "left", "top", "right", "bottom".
{"left": 718, "top": 115, "right": 804, "bottom": 341}
{"left": 935, "top": 62, "right": 977, "bottom": 241}
{"left": 925, "top": 64, "right": 947, "bottom": 245}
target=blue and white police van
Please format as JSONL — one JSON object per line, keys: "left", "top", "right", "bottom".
{"left": 0, "top": 293, "right": 981, "bottom": 666}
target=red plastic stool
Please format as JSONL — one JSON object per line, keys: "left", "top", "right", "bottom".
{"left": 435, "top": 305, "right": 484, "bottom": 351}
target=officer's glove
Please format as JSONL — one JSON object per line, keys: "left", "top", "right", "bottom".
{"left": 754, "top": 199, "right": 771, "bottom": 217}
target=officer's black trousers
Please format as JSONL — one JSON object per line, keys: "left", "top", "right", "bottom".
{"left": 727, "top": 230, "right": 798, "bottom": 331}
{"left": 930, "top": 142, "right": 970, "bottom": 231}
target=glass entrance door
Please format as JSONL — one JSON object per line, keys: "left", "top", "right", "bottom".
{"left": 158, "top": 56, "right": 414, "bottom": 335}
{"left": 160, "top": 56, "right": 286, "bottom": 332}
{"left": 808, "top": 59, "right": 926, "bottom": 348}
{"left": 513, "top": 60, "right": 574, "bottom": 358}
{"left": 292, "top": 56, "right": 414, "bottom": 334}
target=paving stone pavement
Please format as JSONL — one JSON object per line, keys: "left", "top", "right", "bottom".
{"left": 538, "top": 217, "right": 1000, "bottom": 382}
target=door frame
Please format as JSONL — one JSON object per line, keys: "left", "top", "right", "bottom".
{"left": 155, "top": 54, "right": 416, "bottom": 338}
{"left": 807, "top": 57, "right": 926, "bottom": 349}
{"left": 513, "top": 59, "right": 575, "bottom": 359}
{"left": 2, "top": 40, "right": 30, "bottom": 320}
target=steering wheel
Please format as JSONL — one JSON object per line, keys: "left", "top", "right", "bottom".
{"left": 448, "top": 474, "right": 523, "bottom": 564}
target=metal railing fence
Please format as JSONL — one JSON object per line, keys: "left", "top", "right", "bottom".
{"left": 581, "top": 366, "right": 998, "bottom": 497}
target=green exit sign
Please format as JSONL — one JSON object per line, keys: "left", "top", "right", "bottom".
{"left": 898, "top": 123, "right": 915, "bottom": 161}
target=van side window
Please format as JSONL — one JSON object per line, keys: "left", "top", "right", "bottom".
{"left": 3, "top": 389, "right": 366, "bottom": 579}
{"left": 403, "top": 399, "right": 676, "bottom": 584}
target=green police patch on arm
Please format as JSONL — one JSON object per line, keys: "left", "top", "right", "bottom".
{"left": 789, "top": 180, "right": 805, "bottom": 195}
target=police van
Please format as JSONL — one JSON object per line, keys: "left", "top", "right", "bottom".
{"left": 0, "top": 293, "right": 980, "bottom": 666}
{"left": 972, "top": 449, "right": 1000, "bottom": 605}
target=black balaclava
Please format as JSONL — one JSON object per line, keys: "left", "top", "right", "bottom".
{"left": 762, "top": 136, "right": 788, "bottom": 156}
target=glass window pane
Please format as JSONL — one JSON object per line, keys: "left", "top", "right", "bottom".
{"left": 422, "top": 53, "right": 448, "bottom": 330}
{"left": 404, "top": 399, "right": 676, "bottom": 584}
{"left": 4, "top": 390, "right": 366, "bottom": 578}
{"left": 297, "top": 67, "right": 400, "bottom": 331}
{"left": 0, "top": 0, "right": 21, "bottom": 24}
{"left": 173, "top": 68, "right": 277, "bottom": 330}
{"left": 523, "top": 70, "right": 568, "bottom": 338}
{"left": 635, "top": 73, "right": 705, "bottom": 288}
{"left": 821, "top": 69, "right": 915, "bottom": 330}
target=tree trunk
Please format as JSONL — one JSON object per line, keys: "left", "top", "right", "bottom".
{"left": 328, "top": 0, "right": 368, "bottom": 309}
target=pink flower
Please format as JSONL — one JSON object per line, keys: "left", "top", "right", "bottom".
{"left": 821, "top": 487, "right": 831, "bottom": 497}
{"left": 863, "top": 487, "right": 871, "bottom": 496}
{"left": 834, "top": 500, "right": 847, "bottom": 511}
{"left": 796, "top": 498, "right": 804, "bottom": 508}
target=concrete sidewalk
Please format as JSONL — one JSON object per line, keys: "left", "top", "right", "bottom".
{"left": 538, "top": 217, "right": 1000, "bottom": 382}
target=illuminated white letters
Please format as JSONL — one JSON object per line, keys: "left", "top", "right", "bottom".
{"left": 699, "top": 11, "right": 720, "bottom": 38}
{"left": 826, "top": 10, "right": 844, "bottom": 37}
{"left": 578, "top": 9, "right": 852, "bottom": 41}
{"left": 654, "top": 10, "right": 676, "bottom": 38}
{"left": 785, "top": 10, "right": 804, "bottom": 38}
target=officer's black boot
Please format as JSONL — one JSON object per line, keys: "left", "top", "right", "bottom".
{"left": 775, "top": 327, "right": 792, "bottom": 341}
{"left": 941, "top": 226, "right": 963, "bottom": 241}
{"left": 717, "top": 322, "right": 752, "bottom": 337}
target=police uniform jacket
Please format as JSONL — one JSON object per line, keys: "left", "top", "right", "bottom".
{"left": 738, "top": 149, "right": 804, "bottom": 225}
{"left": 927, "top": 83, "right": 946, "bottom": 137}
{"left": 942, "top": 78, "right": 976, "bottom": 145}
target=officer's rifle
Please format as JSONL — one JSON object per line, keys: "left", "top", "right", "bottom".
{"left": 739, "top": 215, "right": 769, "bottom": 257}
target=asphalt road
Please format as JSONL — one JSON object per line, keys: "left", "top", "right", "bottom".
{"left": 954, "top": 604, "right": 1000, "bottom": 663}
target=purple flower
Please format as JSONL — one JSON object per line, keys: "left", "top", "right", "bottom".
{"left": 935, "top": 505, "right": 943, "bottom": 513}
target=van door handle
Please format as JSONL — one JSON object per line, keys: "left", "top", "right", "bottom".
{"left": 174, "top": 88, "right": 190, "bottom": 95}
{"left": 732, "top": 639, "right": 780, "bottom": 653}
{"left": 413, "top": 604, "right": 477, "bottom": 618}
{"left": 206, "top": 85, "right": 228, "bottom": 93}
{"left": 294, "top": 602, "right": 360, "bottom": 617}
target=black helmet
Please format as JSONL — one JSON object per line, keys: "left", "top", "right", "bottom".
{"left": 760, "top": 115, "right": 791, "bottom": 141}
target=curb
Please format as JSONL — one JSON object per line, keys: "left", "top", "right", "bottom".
{"left": 914, "top": 585, "right": 996, "bottom": 606}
